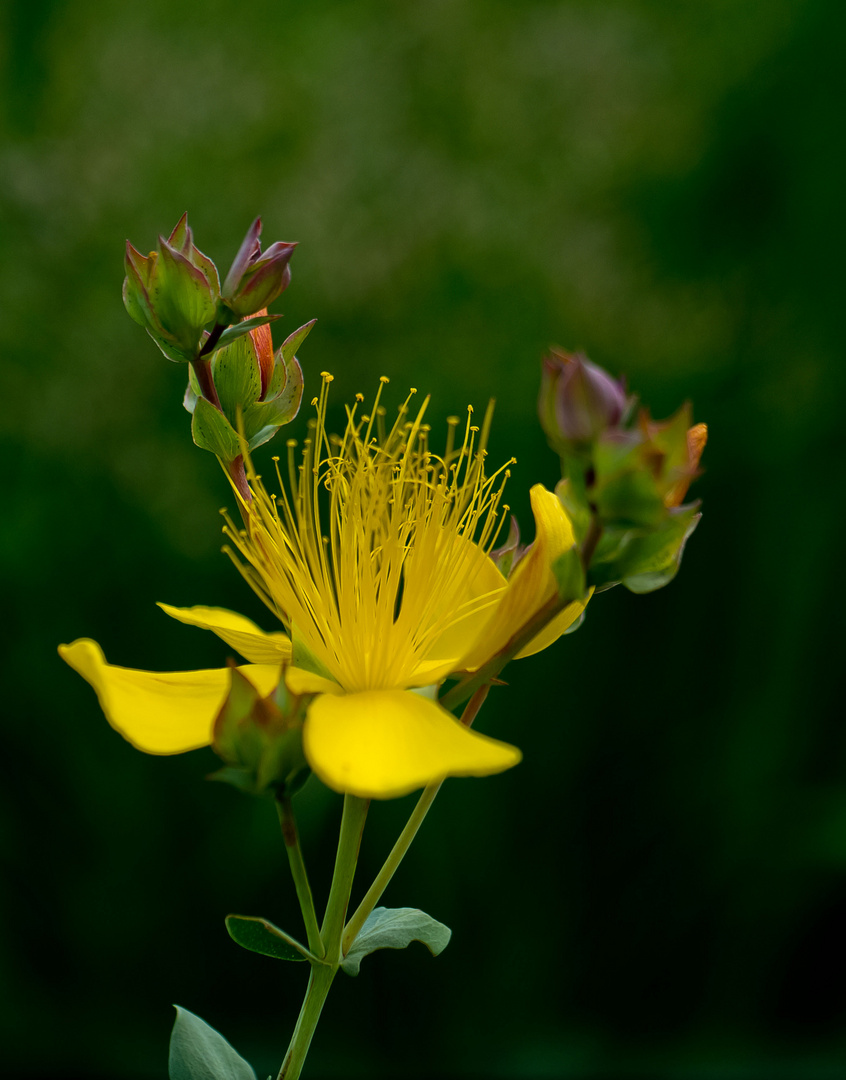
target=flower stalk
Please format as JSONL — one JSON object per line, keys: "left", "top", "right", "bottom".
{"left": 276, "top": 795, "right": 324, "bottom": 959}
{"left": 342, "top": 685, "right": 490, "bottom": 955}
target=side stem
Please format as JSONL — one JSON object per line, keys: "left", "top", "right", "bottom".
{"left": 439, "top": 511, "right": 602, "bottom": 713}
{"left": 276, "top": 795, "right": 324, "bottom": 959}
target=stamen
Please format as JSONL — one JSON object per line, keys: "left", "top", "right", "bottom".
{"left": 225, "top": 382, "right": 515, "bottom": 692}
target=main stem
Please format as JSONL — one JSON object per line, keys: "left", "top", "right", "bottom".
{"left": 276, "top": 794, "right": 369, "bottom": 1080}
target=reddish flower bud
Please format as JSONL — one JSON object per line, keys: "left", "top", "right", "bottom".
{"left": 539, "top": 348, "right": 628, "bottom": 447}
{"left": 221, "top": 217, "right": 297, "bottom": 319}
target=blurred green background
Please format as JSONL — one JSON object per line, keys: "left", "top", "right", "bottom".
{"left": 2, "top": 0, "right": 844, "bottom": 1077}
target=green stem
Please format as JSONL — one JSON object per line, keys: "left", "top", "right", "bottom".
{"left": 342, "top": 686, "right": 490, "bottom": 954}
{"left": 275, "top": 794, "right": 368, "bottom": 1080}
{"left": 190, "top": 353, "right": 222, "bottom": 410}
{"left": 321, "top": 794, "right": 370, "bottom": 959}
{"left": 439, "top": 590, "right": 570, "bottom": 712}
{"left": 275, "top": 963, "right": 336, "bottom": 1080}
{"left": 276, "top": 795, "right": 324, "bottom": 959}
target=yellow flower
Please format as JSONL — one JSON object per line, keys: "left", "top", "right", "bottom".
{"left": 59, "top": 378, "right": 587, "bottom": 799}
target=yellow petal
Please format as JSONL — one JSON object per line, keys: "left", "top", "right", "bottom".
{"left": 303, "top": 688, "right": 521, "bottom": 799}
{"left": 157, "top": 603, "right": 291, "bottom": 665}
{"left": 459, "top": 484, "right": 577, "bottom": 670}
{"left": 514, "top": 592, "right": 591, "bottom": 659}
{"left": 58, "top": 638, "right": 279, "bottom": 755}
{"left": 412, "top": 535, "right": 505, "bottom": 678}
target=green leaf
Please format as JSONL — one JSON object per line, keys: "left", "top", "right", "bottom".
{"left": 279, "top": 319, "right": 316, "bottom": 365}
{"left": 244, "top": 356, "right": 304, "bottom": 451}
{"left": 552, "top": 545, "right": 586, "bottom": 602}
{"left": 555, "top": 475, "right": 592, "bottom": 545}
{"left": 341, "top": 907, "right": 451, "bottom": 977}
{"left": 212, "top": 336, "right": 262, "bottom": 426}
{"left": 183, "top": 364, "right": 201, "bottom": 415}
{"left": 623, "top": 511, "right": 701, "bottom": 594}
{"left": 191, "top": 397, "right": 240, "bottom": 462}
{"left": 225, "top": 914, "right": 316, "bottom": 963}
{"left": 168, "top": 1005, "right": 256, "bottom": 1080}
{"left": 594, "top": 468, "right": 667, "bottom": 528}
{"left": 207, "top": 314, "right": 283, "bottom": 356}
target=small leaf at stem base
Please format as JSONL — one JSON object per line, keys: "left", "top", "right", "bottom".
{"left": 341, "top": 906, "right": 451, "bottom": 976}
{"left": 168, "top": 1005, "right": 256, "bottom": 1080}
{"left": 225, "top": 913, "right": 317, "bottom": 963}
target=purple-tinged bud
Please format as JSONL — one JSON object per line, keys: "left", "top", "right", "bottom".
{"left": 221, "top": 217, "right": 297, "bottom": 320}
{"left": 539, "top": 348, "right": 628, "bottom": 447}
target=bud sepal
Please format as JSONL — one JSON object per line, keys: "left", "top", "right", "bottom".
{"left": 220, "top": 217, "right": 297, "bottom": 320}
{"left": 209, "top": 663, "right": 310, "bottom": 797}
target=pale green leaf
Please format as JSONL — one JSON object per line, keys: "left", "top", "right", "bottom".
{"left": 341, "top": 907, "right": 451, "bottom": 977}
{"left": 279, "top": 319, "right": 316, "bottom": 365}
{"left": 168, "top": 1005, "right": 256, "bottom": 1080}
{"left": 191, "top": 397, "right": 240, "bottom": 461}
{"left": 207, "top": 314, "right": 283, "bottom": 356}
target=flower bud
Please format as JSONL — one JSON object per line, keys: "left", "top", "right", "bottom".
{"left": 210, "top": 664, "right": 309, "bottom": 796}
{"left": 220, "top": 217, "right": 297, "bottom": 320}
{"left": 123, "top": 213, "right": 219, "bottom": 363}
{"left": 539, "top": 348, "right": 627, "bottom": 447}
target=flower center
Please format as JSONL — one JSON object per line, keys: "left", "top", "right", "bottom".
{"left": 224, "top": 375, "right": 513, "bottom": 692}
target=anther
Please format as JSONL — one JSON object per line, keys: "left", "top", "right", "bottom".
{"left": 355, "top": 393, "right": 365, "bottom": 402}
{"left": 380, "top": 375, "right": 390, "bottom": 384}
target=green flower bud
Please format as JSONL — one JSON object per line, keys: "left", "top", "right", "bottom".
{"left": 210, "top": 664, "right": 310, "bottom": 796}
{"left": 220, "top": 217, "right": 297, "bottom": 320}
{"left": 123, "top": 213, "right": 219, "bottom": 362}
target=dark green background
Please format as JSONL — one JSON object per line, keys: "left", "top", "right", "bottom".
{"left": 2, "top": 1, "right": 844, "bottom": 1077}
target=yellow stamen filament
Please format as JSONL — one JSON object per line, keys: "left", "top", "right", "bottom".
{"left": 223, "top": 379, "right": 513, "bottom": 693}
